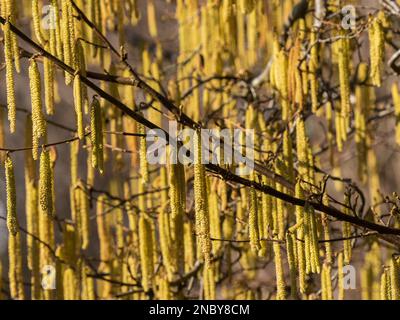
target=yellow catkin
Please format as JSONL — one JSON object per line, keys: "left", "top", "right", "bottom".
{"left": 147, "top": 0, "right": 158, "bottom": 38}
{"left": 273, "top": 241, "right": 286, "bottom": 300}
{"left": 4, "top": 21, "right": 16, "bottom": 133}
{"left": 138, "top": 122, "right": 148, "bottom": 184}
{"left": 77, "top": 180, "right": 90, "bottom": 250}
{"left": 390, "top": 257, "right": 400, "bottom": 300}
{"left": 90, "top": 97, "right": 104, "bottom": 172}
{"left": 380, "top": 270, "right": 390, "bottom": 300}
{"left": 32, "top": 0, "right": 46, "bottom": 44}
{"left": 63, "top": 268, "right": 76, "bottom": 300}
{"left": 391, "top": 83, "right": 400, "bottom": 145}
{"left": 39, "top": 149, "right": 53, "bottom": 216}
{"left": 8, "top": 232, "right": 24, "bottom": 300}
{"left": 338, "top": 32, "right": 351, "bottom": 134}
{"left": 61, "top": 0, "right": 73, "bottom": 84}
{"left": 139, "top": 213, "right": 154, "bottom": 293}
{"left": 73, "top": 73, "right": 84, "bottom": 139}
{"left": 44, "top": 51, "right": 55, "bottom": 115}
{"left": 355, "top": 63, "right": 370, "bottom": 182}
{"left": 29, "top": 59, "right": 46, "bottom": 160}
{"left": 249, "top": 186, "right": 260, "bottom": 253}
{"left": 193, "top": 130, "right": 211, "bottom": 267}
{"left": 369, "top": 16, "right": 384, "bottom": 87}
{"left": 286, "top": 232, "right": 297, "bottom": 298}
{"left": 5, "top": 156, "right": 18, "bottom": 236}
{"left": 203, "top": 263, "right": 216, "bottom": 300}
{"left": 309, "top": 29, "right": 319, "bottom": 113}
{"left": 338, "top": 252, "right": 345, "bottom": 300}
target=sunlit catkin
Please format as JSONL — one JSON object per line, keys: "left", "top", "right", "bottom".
{"left": 390, "top": 257, "right": 400, "bottom": 300}
{"left": 338, "top": 32, "right": 351, "bottom": 133}
{"left": 39, "top": 149, "right": 53, "bottom": 216}
{"left": 369, "top": 15, "right": 384, "bottom": 87}
{"left": 29, "top": 59, "right": 46, "bottom": 160}
{"left": 139, "top": 213, "right": 154, "bottom": 293}
{"left": 273, "top": 240, "right": 286, "bottom": 300}
{"left": 90, "top": 97, "right": 104, "bottom": 172}
{"left": 32, "top": 0, "right": 46, "bottom": 44}
{"left": 392, "top": 83, "right": 400, "bottom": 145}
{"left": 147, "top": 0, "right": 158, "bottom": 38}
{"left": 193, "top": 130, "right": 211, "bottom": 267}
{"left": 73, "top": 73, "right": 84, "bottom": 139}
{"left": 5, "top": 156, "right": 18, "bottom": 236}
{"left": 4, "top": 21, "right": 16, "bottom": 133}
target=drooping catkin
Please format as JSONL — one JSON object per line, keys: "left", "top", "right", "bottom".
{"left": 390, "top": 257, "right": 400, "bottom": 300}
{"left": 309, "top": 29, "right": 319, "bottom": 113}
{"left": 139, "top": 213, "right": 154, "bottom": 293}
{"left": 4, "top": 21, "right": 16, "bottom": 133}
{"left": 73, "top": 73, "right": 84, "bottom": 139}
{"left": 44, "top": 49, "right": 55, "bottom": 115}
{"left": 32, "top": 0, "right": 46, "bottom": 44}
{"left": 193, "top": 130, "right": 211, "bottom": 267}
{"left": 147, "top": 0, "right": 158, "bottom": 38}
{"left": 63, "top": 268, "right": 77, "bottom": 300}
{"left": 29, "top": 59, "right": 46, "bottom": 160}
{"left": 39, "top": 149, "right": 53, "bottom": 216}
{"left": 338, "top": 252, "right": 345, "bottom": 300}
{"left": 138, "top": 122, "right": 148, "bottom": 184}
{"left": 61, "top": 0, "right": 73, "bottom": 84}
{"left": 249, "top": 185, "right": 260, "bottom": 253}
{"left": 273, "top": 240, "right": 286, "bottom": 300}
{"left": 8, "top": 232, "right": 24, "bottom": 300}
{"left": 77, "top": 180, "right": 90, "bottom": 250}
{"left": 286, "top": 232, "right": 297, "bottom": 298}
{"left": 380, "top": 269, "right": 390, "bottom": 300}
{"left": 5, "top": 155, "right": 18, "bottom": 236}
{"left": 90, "top": 97, "right": 104, "bottom": 172}
{"left": 369, "top": 15, "right": 384, "bottom": 87}
{"left": 338, "top": 31, "right": 351, "bottom": 134}
{"left": 392, "top": 83, "right": 400, "bottom": 145}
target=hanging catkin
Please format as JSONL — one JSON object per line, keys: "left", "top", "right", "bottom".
{"left": 44, "top": 47, "right": 55, "bottom": 115}
{"left": 5, "top": 156, "right": 18, "bottom": 236}
{"left": 4, "top": 21, "right": 16, "bottom": 133}
{"left": 380, "top": 269, "right": 390, "bottom": 300}
{"left": 392, "top": 83, "right": 400, "bottom": 145}
{"left": 90, "top": 97, "right": 104, "bottom": 172}
{"left": 286, "top": 232, "right": 297, "bottom": 298}
{"left": 390, "top": 257, "right": 400, "bottom": 300}
{"left": 61, "top": 0, "right": 73, "bottom": 84}
{"left": 73, "top": 73, "right": 84, "bottom": 139}
{"left": 338, "top": 252, "right": 345, "bottom": 300}
{"left": 369, "top": 15, "right": 384, "bottom": 87}
{"left": 32, "top": 0, "right": 46, "bottom": 44}
{"left": 139, "top": 213, "right": 154, "bottom": 293}
{"left": 249, "top": 185, "right": 260, "bottom": 253}
{"left": 147, "top": 0, "right": 158, "bottom": 38}
{"left": 338, "top": 31, "right": 351, "bottom": 134}
{"left": 29, "top": 59, "right": 46, "bottom": 160}
{"left": 193, "top": 130, "right": 211, "bottom": 267}
{"left": 273, "top": 240, "right": 286, "bottom": 300}
{"left": 39, "top": 149, "right": 53, "bottom": 216}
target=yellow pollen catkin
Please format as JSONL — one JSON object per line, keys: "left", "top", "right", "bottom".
{"left": 4, "top": 21, "right": 16, "bottom": 133}
{"left": 5, "top": 156, "right": 18, "bottom": 236}
{"left": 39, "top": 149, "right": 53, "bottom": 216}
{"left": 29, "top": 59, "right": 46, "bottom": 160}
{"left": 193, "top": 130, "right": 211, "bottom": 267}
{"left": 90, "top": 97, "right": 104, "bottom": 173}
{"left": 73, "top": 73, "right": 84, "bottom": 139}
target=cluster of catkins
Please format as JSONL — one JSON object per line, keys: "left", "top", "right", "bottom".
{"left": 0, "top": 0, "right": 399, "bottom": 300}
